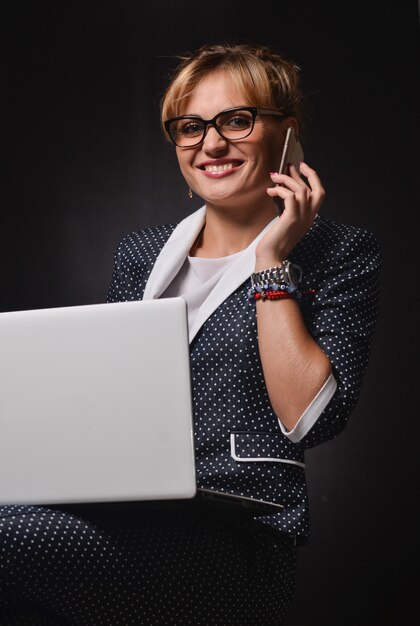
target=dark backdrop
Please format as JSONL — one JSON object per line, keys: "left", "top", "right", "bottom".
{"left": 3, "top": 1, "right": 419, "bottom": 624}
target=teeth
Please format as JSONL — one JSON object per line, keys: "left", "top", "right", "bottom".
{"left": 204, "top": 163, "right": 236, "bottom": 172}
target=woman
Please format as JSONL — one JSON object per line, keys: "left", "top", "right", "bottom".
{"left": 0, "top": 43, "right": 381, "bottom": 625}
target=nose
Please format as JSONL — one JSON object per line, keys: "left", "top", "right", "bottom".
{"left": 202, "top": 124, "right": 228, "bottom": 152}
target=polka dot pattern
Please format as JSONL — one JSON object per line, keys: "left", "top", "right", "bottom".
{"left": 107, "top": 214, "right": 381, "bottom": 541}
{"left": 0, "top": 505, "right": 296, "bottom": 625}
{"left": 0, "top": 214, "right": 380, "bottom": 623}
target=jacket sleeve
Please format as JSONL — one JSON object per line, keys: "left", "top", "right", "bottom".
{"left": 299, "top": 227, "right": 382, "bottom": 448}
{"left": 106, "top": 233, "right": 149, "bottom": 303}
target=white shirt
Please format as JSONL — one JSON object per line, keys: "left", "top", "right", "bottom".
{"left": 162, "top": 249, "right": 245, "bottom": 333}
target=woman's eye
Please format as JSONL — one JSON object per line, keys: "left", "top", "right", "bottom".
{"left": 180, "top": 121, "right": 204, "bottom": 136}
{"left": 225, "top": 115, "right": 252, "bottom": 130}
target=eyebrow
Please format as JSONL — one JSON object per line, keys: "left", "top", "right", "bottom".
{"left": 177, "top": 106, "right": 250, "bottom": 118}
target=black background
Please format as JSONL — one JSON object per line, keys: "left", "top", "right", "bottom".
{"left": 3, "top": 1, "right": 419, "bottom": 624}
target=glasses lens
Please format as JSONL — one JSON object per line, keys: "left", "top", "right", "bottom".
{"left": 216, "top": 109, "right": 254, "bottom": 140}
{"left": 169, "top": 118, "right": 205, "bottom": 146}
{"left": 167, "top": 109, "right": 255, "bottom": 146}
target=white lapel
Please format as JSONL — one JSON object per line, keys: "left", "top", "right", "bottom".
{"left": 142, "top": 206, "right": 206, "bottom": 301}
{"left": 143, "top": 205, "right": 278, "bottom": 343}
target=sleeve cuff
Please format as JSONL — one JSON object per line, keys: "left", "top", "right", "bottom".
{"left": 278, "top": 373, "right": 337, "bottom": 443}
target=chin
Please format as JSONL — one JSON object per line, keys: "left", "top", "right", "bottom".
{"left": 201, "top": 191, "right": 242, "bottom": 208}
{"left": 204, "top": 184, "right": 266, "bottom": 210}
{"left": 197, "top": 183, "right": 245, "bottom": 205}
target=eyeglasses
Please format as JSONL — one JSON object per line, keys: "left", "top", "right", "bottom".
{"left": 164, "top": 106, "right": 286, "bottom": 147}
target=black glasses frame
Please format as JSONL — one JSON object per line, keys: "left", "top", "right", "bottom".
{"left": 164, "top": 106, "right": 286, "bottom": 147}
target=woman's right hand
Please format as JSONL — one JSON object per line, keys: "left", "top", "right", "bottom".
{"left": 255, "top": 162, "right": 325, "bottom": 270}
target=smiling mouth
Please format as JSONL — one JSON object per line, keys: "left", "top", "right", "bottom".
{"left": 199, "top": 160, "right": 244, "bottom": 172}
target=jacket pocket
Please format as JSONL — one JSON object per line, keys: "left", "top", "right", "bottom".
{"left": 230, "top": 431, "right": 305, "bottom": 468}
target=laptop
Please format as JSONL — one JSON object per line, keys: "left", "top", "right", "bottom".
{"left": 0, "top": 298, "right": 282, "bottom": 517}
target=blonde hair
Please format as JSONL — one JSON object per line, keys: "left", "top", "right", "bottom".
{"left": 161, "top": 43, "right": 302, "bottom": 138}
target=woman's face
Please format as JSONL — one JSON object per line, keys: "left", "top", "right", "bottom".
{"left": 175, "top": 71, "right": 290, "bottom": 214}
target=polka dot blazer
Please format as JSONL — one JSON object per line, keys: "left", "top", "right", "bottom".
{"left": 107, "top": 212, "right": 381, "bottom": 543}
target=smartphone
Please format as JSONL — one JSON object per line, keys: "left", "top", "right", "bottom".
{"left": 273, "top": 126, "right": 304, "bottom": 214}
{"left": 278, "top": 126, "right": 304, "bottom": 175}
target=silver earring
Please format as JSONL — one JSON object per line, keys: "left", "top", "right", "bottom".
{"left": 188, "top": 188, "right": 193, "bottom": 199}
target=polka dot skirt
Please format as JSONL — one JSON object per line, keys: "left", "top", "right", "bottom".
{"left": 0, "top": 504, "right": 296, "bottom": 625}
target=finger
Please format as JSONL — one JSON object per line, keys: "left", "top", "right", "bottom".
{"left": 268, "top": 176, "right": 311, "bottom": 213}
{"left": 266, "top": 187, "right": 307, "bottom": 221}
{"left": 266, "top": 185, "right": 299, "bottom": 200}
{"left": 288, "top": 163, "right": 306, "bottom": 185}
{"left": 299, "top": 162, "right": 325, "bottom": 199}
{"left": 296, "top": 162, "right": 325, "bottom": 213}
{"left": 269, "top": 171, "right": 309, "bottom": 194}
{"left": 267, "top": 186, "right": 311, "bottom": 222}
{"left": 288, "top": 165, "right": 313, "bottom": 205}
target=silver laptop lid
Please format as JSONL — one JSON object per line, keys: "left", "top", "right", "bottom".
{"left": 0, "top": 298, "right": 197, "bottom": 505}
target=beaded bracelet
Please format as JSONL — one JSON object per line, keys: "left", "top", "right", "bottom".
{"left": 247, "top": 284, "right": 316, "bottom": 302}
{"left": 247, "top": 282, "right": 301, "bottom": 301}
{"left": 254, "top": 290, "right": 293, "bottom": 301}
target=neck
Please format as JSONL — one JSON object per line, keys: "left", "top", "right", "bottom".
{"left": 192, "top": 200, "right": 277, "bottom": 258}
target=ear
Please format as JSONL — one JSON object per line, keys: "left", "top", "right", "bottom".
{"left": 282, "top": 117, "right": 299, "bottom": 138}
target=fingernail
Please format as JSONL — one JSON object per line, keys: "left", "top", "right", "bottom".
{"left": 269, "top": 171, "right": 277, "bottom": 175}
